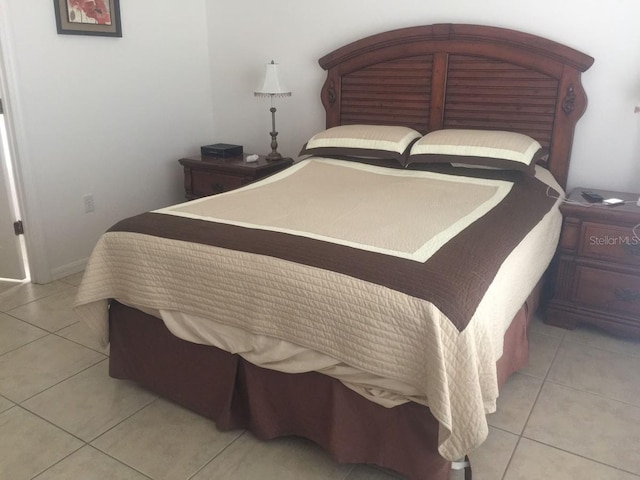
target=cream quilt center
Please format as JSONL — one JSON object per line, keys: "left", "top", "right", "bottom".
{"left": 157, "top": 158, "right": 512, "bottom": 262}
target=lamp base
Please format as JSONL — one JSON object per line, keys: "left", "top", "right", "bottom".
{"left": 265, "top": 151, "right": 284, "bottom": 161}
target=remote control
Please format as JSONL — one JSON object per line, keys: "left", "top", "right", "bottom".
{"left": 581, "top": 190, "right": 604, "bottom": 203}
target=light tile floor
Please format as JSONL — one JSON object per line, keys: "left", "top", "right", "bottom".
{"left": 1, "top": 274, "right": 640, "bottom": 479}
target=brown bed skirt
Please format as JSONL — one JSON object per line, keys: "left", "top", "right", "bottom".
{"left": 108, "top": 288, "right": 537, "bottom": 480}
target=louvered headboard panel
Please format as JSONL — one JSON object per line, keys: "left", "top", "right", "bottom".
{"left": 340, "top": 56, "right": 433, "bottom": 132}
{"left": 443, "top": 55, "right": 558, "bottom": 148}
{"left": 319, "top": 24, "right": 594, "bottom": 188}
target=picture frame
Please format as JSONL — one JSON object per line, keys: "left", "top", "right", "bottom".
{"left": 53, "top": 0, "right": 122, "bottom": 37}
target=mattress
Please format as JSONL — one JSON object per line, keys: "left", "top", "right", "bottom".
{"left": 75, "top": 158, "right": 563, "bottom": 459}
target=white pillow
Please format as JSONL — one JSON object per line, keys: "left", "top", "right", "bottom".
{"left": 300, "top": 124, "right": 422, "bottom": 166}
{"left": 408, "top": 129, "right": 544, "bottom": 174}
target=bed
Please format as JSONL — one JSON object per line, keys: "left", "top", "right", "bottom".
{"left": 75, "top": 24, "right": 593, "bottom": 480}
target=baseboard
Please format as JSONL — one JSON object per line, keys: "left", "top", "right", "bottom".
{"left": 49, "top": 258, "right": 88, "bottom": 282}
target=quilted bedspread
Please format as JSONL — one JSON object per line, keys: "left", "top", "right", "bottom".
{"left": 75, "top": 158, "right": 561, "bottom": 460}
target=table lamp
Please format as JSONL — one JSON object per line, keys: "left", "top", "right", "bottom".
{"left": 254, "top": 61, "right": 291, "bottom": 161}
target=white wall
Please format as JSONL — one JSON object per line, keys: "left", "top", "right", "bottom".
{"left": 205, "top": 0, "right": 640, "bottom": 193}
{"left": 1, "top": 0, "right": 214, "bottom": 282}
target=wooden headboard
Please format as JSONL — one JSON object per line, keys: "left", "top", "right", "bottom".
{"left": 318, "top": 24, "right": 594, "bottom": 188}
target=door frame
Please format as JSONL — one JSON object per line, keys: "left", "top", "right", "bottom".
{"left": 0, "top": 1, "right": 51, "bottom": 284}
{"left": 0, "top": 100, "right": 27, "bottom": 281}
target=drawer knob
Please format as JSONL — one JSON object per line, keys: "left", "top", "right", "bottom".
{"left": 614, "top": 287, "right": 640, "bottom": 303}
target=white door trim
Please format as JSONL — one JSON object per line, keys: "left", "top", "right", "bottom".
{"left": 0, "top": 105, "right": 27, "bottom": 280}
{"left": 0, "top": 0, "right": 51, "bottom": 284}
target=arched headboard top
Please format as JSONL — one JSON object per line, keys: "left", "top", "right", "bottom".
{"left": 319, "top": 24, "right": 594, "bottom": 73}
{"left": 318, "top": 24, "right": 594, "bottom": 188}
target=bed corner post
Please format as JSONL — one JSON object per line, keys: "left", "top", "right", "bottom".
{"left": 429, "top": 52, "right": 450, "bottom": 133}
{"left": 321, "top": 72, "right": 341, "bottom": 128}
{"left": 549, "top": 66, "right": 591, "bottom": 189}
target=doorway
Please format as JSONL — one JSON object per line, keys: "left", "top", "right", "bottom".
{"left": 0, "top": 3, "right": 31, "bottom": 288}
{"left": 0, "top": 98, "right": 29, "bottom": 285}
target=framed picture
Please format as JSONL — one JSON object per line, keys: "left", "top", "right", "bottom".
{"left": 53, "top": 0, "right": 122, "bottom": 37}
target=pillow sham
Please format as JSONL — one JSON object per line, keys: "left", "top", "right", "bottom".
{"left": 299, "top": 124, "right": 422, "bottom": 166}
{"left": 407, "top": 129, "right": 544, "bottom": 174}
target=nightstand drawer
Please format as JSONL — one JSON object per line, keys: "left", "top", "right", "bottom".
{"left": 191, "top": 171, "right": 246, "bottom": 196}
{"left": 580, "top": 222, "right": 640, "bottom": 265}
{"left": 574, "top": 265, "right": 640, "bottom": 316}
{"left": 547, "top": 187, "right": 640, "bottom": 337}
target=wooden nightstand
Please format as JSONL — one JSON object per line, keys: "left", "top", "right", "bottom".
{"left": 178, "top": 154, "right": 293, "bottom": 200}
{"left": 546, "top": 187, "right": 640, "bottom": 337}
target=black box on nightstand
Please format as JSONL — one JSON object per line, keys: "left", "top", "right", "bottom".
{"left": 200, "top": 143, "right": 243, "bottom": 158}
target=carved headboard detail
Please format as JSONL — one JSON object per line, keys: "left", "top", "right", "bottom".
{"left": 318, "top": 24, "right": 594, "bottom": 188}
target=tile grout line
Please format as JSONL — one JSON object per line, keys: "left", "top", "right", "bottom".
{"left": 2, "top": 288, "right": 109, "bottom": 357}
{"left": 51, "top": 326, "right": 110, "bottom": 356}
{"left": 23, "top": 376, "right": 158, "bottom": 446}
{"left": 0, "top": 331, "right": 49, "bottom": 359}
{"left": 2, "top": 308, "right": 78, "bottom": 333}
{"left": 499, "top": 435, "right": 522, "bottom": 480}
{"left": 43, "top": 398, "right": 164, "bottom": 479}
{"left": 88, "top": 397, "right": 161, "bottom": 447}
{"left": 505, "top": 325, "right": 640, "bottom": 478}
{"left": 540, "top": 329, "right": 640, "bottom": 408}
{"left": 13, "top": 352, "right": 106, "bottom": 405}
{"left": 539, "top": 377, "right": 640, "bottom": 411}
{"left": 0, "top": 280, "right": 79, "bottom": 312}
{"left": 561, "top": 336, "right": 640, "bottom": 360}
{"left": 1, "top": 278, "right": 253, "bottom": 480}
{"left": 517, "top": 436, "right": 640, "bottom": 479}
{"left": 0, "top": 392, "right": 13, "bottom": 412}
{"left": 0, "top": 316, "right": 103, "bottom": 360}
{"left": 185, "top": 429, "right": 247, "bottom": 480}
{"left": 9, "top": 404, "right": 87, "bottom": 480}
{"left": 1, "top": 278, "right": 156, "bottom": 480}
{"left": 516, "top": 337, "right": 640, "bottom": 409}
{"left": 30, "top": 442, "right": 155, "bottom": 480}
{"left": 68, "top": 445, "right": 155, "bottom": 480}
{"left": 500, "top": 324, "right": 564, "bottom": 480}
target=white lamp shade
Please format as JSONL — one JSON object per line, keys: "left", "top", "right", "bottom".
{"left": 254, "top": 61, "right": 291, "bottom": 97}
